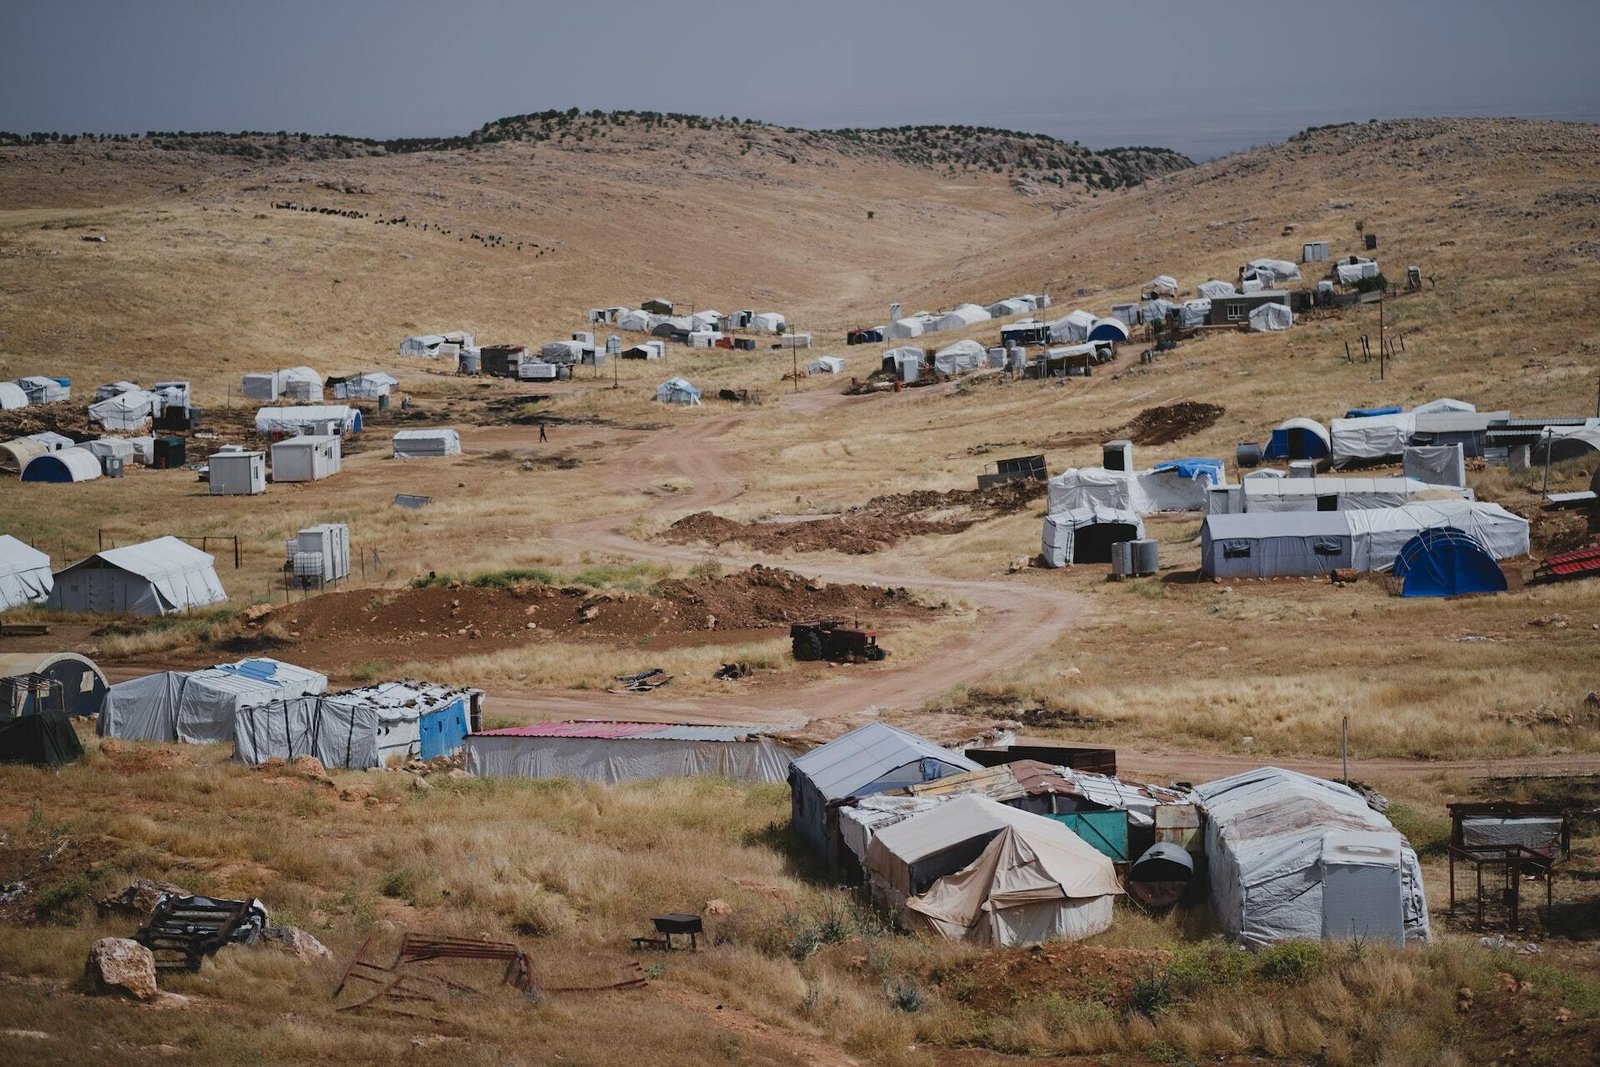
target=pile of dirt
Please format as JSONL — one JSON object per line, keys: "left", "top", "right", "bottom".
{"left": 929, "top": 944, "right": 1172, "bottom": 1015}
{"left": 663, "top": 480, "right": 1045, "bottom": 555}
{"left": 1121, "top": 402, "right": 1225, "bottom": 446}
{"left": 259, "top": 566, "right": 933, "bottom": 670}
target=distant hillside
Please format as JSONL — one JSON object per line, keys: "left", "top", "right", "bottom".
{"left": 0, "top": 109, "right": 1193, "bottom": 190}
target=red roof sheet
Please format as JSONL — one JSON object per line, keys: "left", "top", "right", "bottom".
{"left": 1541, "top": 545, "right": 1600, "bottom": 578}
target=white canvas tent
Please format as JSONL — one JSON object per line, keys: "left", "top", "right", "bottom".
{"left": 14, "top": 376, "right": 69, "bottom": 404}
{"left": 1048, "top": 310, "right": 1097, "bottom": 344}
{"left": 100, "top": 657, "right": 328, "bottom": 745}
{"left": 1047, "top": 462, "right": 1225, "bottom": 516}
{"left": 25, "top": 431, "right": 74, "bottom": 453}
{"left": 1144, "top": 275, "right": 1178, "bottom": 297}
{"left": 1040, "top": 505, "right": 1145, "bottom": 567}
{"left": 1242, "top": 476, "right": 1471, "bottom": 513}
{"left": 1412, "top": 398, "right": 1475, "bottom": 415}
{"left": 935, "top": 304, "right": 990, "bottom": 332}
{"left": 0, "top": 535, "right": 51, "bottom": 610}
{"left": 85, "top": 438, "right": 135, "bottom": 463}
{"left": 1332, "top": 257, "right": 1379, "bottom": 285}
{"left": 883, "top": 346, "right": 924, "bottom": 382}
{"left": 254, "top": 405, "right": 361, "bottom": 437}
{"left": 808, "top": 356, "right": 844, "bottom": 375}
{"left": 332, "top": 372, "right": 397, "bottom": 400}
{"left": 1, "top": 439, "right": 48, "bottom": 475}
{"left": 1330, "top": 413, "right": 1416, "bottom": 465}
{"left": 1197, "top": 767, "right": 1430, "bottom": 948}
{"left": 20, "top": 447, "right": 101, "bottom": 483}
{"left": 932, "top": 339, "right": 986, "bottom": 376}
{"left": 865, "top": 796, "right": 1121, "bottom": 945}
{"left": 1140, "top": 299, "right": 1179, "bottom": 323}
{"left": 885, "top": 316, "right": 930, "bottom": 340}
{"left": 690, "top": 310, "right": 724, "bottom": 331}
{"left": 0, "top": 383, "right": 27, "bottom": 410}
{"left": 987, "top": 297, "right": 1032, "bottom": 318}
{"left": 1197, "top": 279, "right": 1237, "bottom": 299}
{"left": 465, "top": 720, "right": 798, "bottom": 785}
{"left": 540, "top": 340, "right": 585, "bottom": 363}
{"left": 1245, "top": 257, "right": 1301, "bottom": 282}
{"left": 616, "top": 309, "right": 651, "bottom": 332}
{"left": 1403, "top": 444, "right": 1467, "bottom": 488}
{"left": 88, "top": 389, "right": 159, "bottom": 431}
{"left": 1180, "top": 300, "right": 1212, "bottom": 327}
{"left": 1249, "top": 303, "right": 1293, "bottom": 332}
{"left": 48, "top": 535, "right": 226, "bottom": 616}
{"left": 392, "top": 428, "right": 461, "bottom": 458}
{"left": 655, "top": 378, "right": 702, "bottom": 406}
{"left": 399, "top": 335, "right": 447, "bottom": 357}
{"left": 752, "top": 311, "right": 786, "bottom": 333}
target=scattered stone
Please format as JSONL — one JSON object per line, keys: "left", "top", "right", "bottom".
{"left": 260, "top": 925, "right": 333, "bottom": 962}
{"left": 86, "top": 938, "right": 159, "bottom": 1001}
{"left": 2, "top": 1030, "right": 51, "bottom": 1041}
{"left": 411, "top": 775, "right": 433, "bottom": 792}
{"left": 446, "top": 769, "right": 471, "bottom": 780}
{"left": 703, "top": 898, "right": 732, "bottom": 916}
{"left": 98, "top": 878, "right": 187, "bottom": 919}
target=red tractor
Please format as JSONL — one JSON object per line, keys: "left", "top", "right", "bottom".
{"left": 789, "top": 620, "right": 888, "bottom": 664}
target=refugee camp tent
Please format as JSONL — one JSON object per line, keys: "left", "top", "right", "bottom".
{"left": 0, "top": 712, "right": 83, "bottom": 768}
{"left": 0, "top": 537, "right": 52, "bottom": 610}
{"left": 48, "top": 536, "right": 225, "bottom": 616}
{"left": 392, "top": 428, "right": 461, "bottom": 458}
{"left": 1333, "top": 256, "right": 1379, "bottom": 285}
{"left": 100, "top": 658, "right": 327, "bottom": 744}
{"left": 1047, "top": 461, "right": 1224, "bottom": 516}
{"left": 933, "top": 340, "right": 986, "bottom": 375}
{"left": 1412, "top": 398, "right": 1475, "bottom": 415}
{"left": 690, "top": 310, "right": 723, "bottom": 331}
{"left": 1049, "top": 310, "right": 1098, "bottom": 343}
{"left": 0, "top": 652, "right": 107, "bottom": 717}
{"left": 1, "top": 439, "right": 49, "bottom": 475}
{"left": 1344, "top": 501, "right": 1528, "bottom": 570}
{"left": 85, "top": 437, "right": 136, "bottom": 464}
{"left": 620, "top": 341, "right": 665, "bottom": 360}
{"left": 1535, "top": 425, "right": 1600, "bottom": 463}
{"left": 865, "top": 796, "right": 1120, "bottom": 938}
{"left": 399, "top": 335, "right": 447, "bottom": 357}
{"left": 1196, "top": 767, "right": 1430, "bottom": 948}
{"left": 885, "top": 316, "right": 929, "bottom": 340}
{"left": 1329, "top": 412, "right": 1416, "bottom": 465}
{"left": 14, "top": 376, "right": 69, "bottom": 404}
{"left": 808, "top": 356, "right": 844, "bottom": 375}
{"left": 655, "top": 378, "right": 702, "bottom": 405}
{"left": 752, "top": 312, "right": 786, "bottom": 333}
{"left": 1040, "top": 505, "right": 1145, "bottom": 567}
{"left": 1249, "top": 303, "right": 1293, "bottom": 332}
{"left": 1245, "top": 258, "right": 1301, "bottom": 282}
{"left": 1180, "top": 300, "right": 1212, "bottom": 328}
{"left": 235, "top": 681, "right": 480, "bottom": 769}
{"left": 270, "top": 435, "right": 342, "bottom": 481}
{"left": 1144, "top": 275, "right": 1179, "bottom": 297}
{"left": 541, "top": 340, "right": 585, "bottom": 363}
{"left": 331, "top": 372, "right": 397, "bottom": 400}
{"left": 1394, "top": 528, "right": 1507, "bottom": 598}
{"left": 1197, "top": 280, "right": 1237, "bottom": 299}
{"left": 20, "top": 447, "right": 101, "bottom": 483}
{"left": 88, "top": 389, "right": 159, "bottom": 431}
{"left": 882, "top": 346, "right": 924, "bottom": 383}
{"left": 790, "top": 722, "right": 980, "bottom": 871}
{"left": 0, "top": 383, "right": 27, "bottom": 410}
{"left": 1241, "top": 476, "right": 1471, "bottom": 514}
{"left": 254, "top": 405, "right": 362, "bottom": 437}
{"left": 616, "top": 310, "right": 651, "bottom": 332}
{"left": 1403, "top": 444, "right": 1467, "bottom": 488}
{"left": 1086, "top": 317, "right": 1130, "bottom": 343}
{"left": 1140, "top": 299, "right": 1179, "bottom": 324}
{"left": 1263, "top": 418, "right": 1331, "bottom": 461}
{"left": 465, "top": 719, "right": 799, "bottom": 785}
{"left": 95, "top": 381, "right": 139, "bottom": 401}
{"left": 125, "top": 437, "right": 155, "bottom": 465}
{"left": 25, "top": 431, "right": 73, "bottom": 453}
{"left": 988, "top": 297, "right": 1032, "bottom": 318}
{"left": 935, "top": 304, "right": 990, "bottom": 333}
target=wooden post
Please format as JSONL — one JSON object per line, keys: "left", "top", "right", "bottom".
{"left": 1341, "top": 716, "right": 1349, "bottom": 786}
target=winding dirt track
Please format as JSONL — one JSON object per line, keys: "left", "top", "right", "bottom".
{"left": 488, "top": 392, "right": 1600, "bottom": 783}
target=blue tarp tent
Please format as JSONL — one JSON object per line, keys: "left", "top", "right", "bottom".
{"left": 1394, "top": 528, "right": 1507, "bottom": 598}
{"left": 1345, "top": 406, "right": 1403, "bottom": 419}
{"left": 1151, "top": 458, "right": 1226, "bottom": 482}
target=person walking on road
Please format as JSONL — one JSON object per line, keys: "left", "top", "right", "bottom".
{"left": 538, "top": 421, "right": 548, "bottom": 443}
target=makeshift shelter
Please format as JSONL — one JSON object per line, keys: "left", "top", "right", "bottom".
{"left": 1245, "top": 257, "right": 1301, "bottom": 282}
{"left": 0, "top": 713, "right": 83, "bottom": 768}
{"left": 0, "top": 383, "right": 27, "bottom": 410}
{"left": 0, "top": 652, "right": 107, "bottom": 717}
{"left": 540, "top": 340, "right": 585, "bottom": 363}
{"left": 1144, "top": 275, "right": 1178, "bottom": 297}
{"left": 616, "top": 309, "right": 651, "bottom": 332}
{"left": 1333, "top": 256, "right": 1379, "bottom": 285}
{"left": 1403, "top": 444, "right": 1467, "bottom": 488}
{"left": 1394, "top": 528, "right": 1507, "bottom": 598}
{"left": 14, "top": 376, "right": 69, "bottom": 404}
{"left": 1249, "top": 303, "right": 1293, "bottom": 332}
{"left": 1329, "top": 412, "right": 1416, "bottom": 465}
{"left": 20, "top": 447, "right": 102, "bottom": 483}
{"left": 331, "top": 372, "right": 397, "bottom": 400}
{"left": 88, "top": 389, "right": 158, "bottom": 431}
{"left": 1263, "top": 418, "right": 1331, "bottom": 461}
{"left": 1536, "top": 425, "right": 1600, "bottom": 464}
{"left": 882, "top": 346, "right": 924, "bottom": 382}
{"left": 234, "top": 681, "right": 480, "bottom": 769}
{"left": 1140, "top": 299, "right": 1179, "bottom": 324}
{"left": 0, "top": 537, "right": 52, "bottom": 609}
{"left": 789, "top": 722, "right": 980, "bottom": 871}
{"left": 100, "top": 658, "right": 327, "bottom": 745}
{"left": 1049, "top": 310, "right": 1097, "bottom": 343}
{"left": 1180, "top": 299, "right": 1211, "bottom": 328}
{"left": 1196, "top": 767, "right": 1430, "bottom": 948}
{"left": 865, "top": 796, "right": 1121, "bottom": 944}
{"left": 392, "top": 428, "right": 461, "bottom": 458}
{"left": 1, "top": 439, "right": 49, "bottom": 475}
{"left": 1086, "top": 317, "right": 1130, "bottom": 343}
{"left": 1410, "top": 411, "right": 1508, "bottom": 458}
{"left": 270, "top": 435, "right": 341, "bottom": 482}
{"left": 85, "top": 438, "right": 136, "bottom": 465}
{"left": 254, "top": 405, "right": 361, "bottom": 438}
{"left": 465, "top": 720, "right": 799, "bottom": 785}
{"left": 125, "top": 436, "right": 155, "bottom": 465}
{"left": 935, "top": 304, "right": 990, "bottom": 333}
{"left": 620, "top": 341, "right": 665, "bottom": 360}
{"left": 690, "top": 310, "right": 723, "bottom": 331}
{"left": 243, "top": 367, "right": 322, "bottom": 403}
{"left": 1040, "top": 505, "right": 1144, "bottom": 567}
{"left": 752, "top": 312, "right": 786, "bottom": 333}
{"left": 1047, "top": 462, "right": 1224, "bottom": 516}
{"left": 95, "top": 381, "right": 139, "bottom": 401}
{"left": 48, "top": 536, "right": 226, "bottom": 616}
{"left": 808, "top": 356, "right": 844, "bottom": 375}
{"left": 1197, "top": 279, "right": 1237, "bottom": 299}
{"left": 655, "top": 378, "right": 702, "bottom": 406}
{"left": 25, "top": 431, "right": 73, "bottom": 453}
{"left": 933, "top": 339, "right": 986, "bottom": 376}
{"left": 399, "top": 335, "right": 447, "bottom": 357}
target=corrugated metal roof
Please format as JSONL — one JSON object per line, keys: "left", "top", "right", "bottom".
{"left": 473, "top": 720, "right": 785, "bottom": 742}
{"left": 1542, "top": 546, "right": 1600, "bottom": 578}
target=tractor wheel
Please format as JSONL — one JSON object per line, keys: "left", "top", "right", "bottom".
{"left": 792, "top": 630, "right": 824, "bottom": 661}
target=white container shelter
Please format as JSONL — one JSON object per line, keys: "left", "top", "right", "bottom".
{"left": 208, "top": 450, "right": 267, "bottom": 495}
{"left": 270, "top": 435, "right": 342, "bottom": 482}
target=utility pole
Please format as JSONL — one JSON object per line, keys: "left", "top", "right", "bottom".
{"left": 1341, "top": 716, "right": 1349, "bottom": 786}
{"left": 1541, "top": 428, "right": 1554, "bottom": 500}
{"left": 791, "top": 333, "right": 799, "bottom": 394}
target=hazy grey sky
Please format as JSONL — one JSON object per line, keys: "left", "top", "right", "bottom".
{"left": 5, "top": 1, "right": 1598, "bottom": 159}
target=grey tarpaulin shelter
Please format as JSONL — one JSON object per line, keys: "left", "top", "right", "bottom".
{"left": 1040, "top": 505, "right": 1144, "bottom": 567}
{"left": 789, "top": 722, "right": 979, "bottom": 872}
{"left": 464, "top": 719, "right": 798, "bottom": 785}
{"left": 48, "top": 536, "right": 226, "bottom": 616}
{"left": 0, "top": 535, "right": 52, "bottom": 609}
{"left": 1196, "top": 767, "right": 1430, "bottom": 948}
{"left": 235, "top": 680, "right": 481, "bottom": 769}
{"left": 1404, "top": 444, "right": 1467, "bottom": 487}
{"left": 99, "top": 658, "right": 327, "bottom": 744}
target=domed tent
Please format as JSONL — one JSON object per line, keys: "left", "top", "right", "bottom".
{"left": 0, "top": 383, "right": 28, "bottom": 410}
{"left": 20, "top": 447, "right": 102, "bottom": 483}
{"left": 0, "top": 651, "right": 107, "bottom": 717}
{"left": 655, "top": 378, "right": 702, "bottom": 406}
{"left": 1264, "top": 418, "right": 1331, "bottom": 461}
{"left": 1040, "top": 505, "right": 1145, "bottom": 567}
{"left": 0, "top": 438, "right": 49, "bottom": 475}
{"left": 1086, "top": 317, "right": 1130, "bottom": 343}
{"left": 1393, "top": 528, "right": 1507, "bottom": 598}
{"left": 0, "top": 536, "right": 52, "bottom": 609}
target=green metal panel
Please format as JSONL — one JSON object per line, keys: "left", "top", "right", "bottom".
{"left": 1051, "top": 811, "right": 1129, "bottom": 862}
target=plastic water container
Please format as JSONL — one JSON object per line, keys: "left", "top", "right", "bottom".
{"left": 1132, "top": 539, "right": 1159, "bottom": 576}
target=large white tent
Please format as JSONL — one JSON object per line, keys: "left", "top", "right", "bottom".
{"left": 1245, "top": 257, "right": 1302, "bottom": 282}
{"left": 1197, "top": 767, "right": 1430, "bottom": 948}
{"left": 1249, "top": 303, "right": 1293, "bottom": 332}
{"left": 392, "top": 428, "right": 461, "bottom": 458}
{"left": 100, "top": 657, "right": 327, "bottom": 745}
{"left": 464, "top": 719, "right": 796, "bottom": 785}
{"left": 752, "top": 311, "right": 787, "bottom": 333}
{"left": 1197, "top": 279, "right": 1237, "bottom": 299}
{"left": 0, "top": 536, "right": 52, "bottom": 610}
{"left": 1330, "top": 412, "right": 1417, "bottom": 465}
{"left": 0, "top": 383, "right": 28, "bottom": 410}
{"left": 1040, "top": 505, "right": 1144, "bottom": 567}
{"left": 932, "top": 339, "right": 986, "bottom": 375}
{"left": 1047, "top": 461, "right": 1225, "bottom": 515}
{"left": 655, "top": 378, "right": 702, "bottom": 405}
{"left": 1048, "top": 310, "right": 1097, "bottom": 344}
{"left": 934, "top": 304, "right": 990, "bottom": 333}
{"left": 1412, "top": 398, "right": 1475, "bottom": 415}
{"left": 616, "top": 309, "right": 651, "bottom": 332}
{"left": 400, "top": 335, "right": 446, "bottom": 357}
{"left": 20, "top": 447, "right": 101, "bottom": 483}
{"left": 885, "top": 316, "right": 931, "bottom": 340}
{"left": 48, "top": 535, "right": 226, "bottom": 616}
{"left": 88, "top": 389, "right": 159, "bottom": 431}
{"left": 332, "top": 372, "right": 397, "bottom": 400}
{"left": 14, "top": 376, "right": 69, "bottom": 404}
{"left": 1144, "top": 275, "right": 1178, "bottom": 297}
{"left": 882, "top": 346, "right": 924, "bottom": 382}
{"left": 254, "top": 405, "right": 361, "bottom": 437}
{"left": 1, "top": 438, "right": 49, "bottom": 476}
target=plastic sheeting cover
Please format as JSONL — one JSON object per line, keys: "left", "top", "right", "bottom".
{"left": 0, "top": 535, "right": 52, "bottom": 608}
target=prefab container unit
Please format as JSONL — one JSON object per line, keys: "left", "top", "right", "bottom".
{"left": 285, "top": 523, "right": 350, "bottom": 585}
{"left": 152, "top": 436, "right": 186, "bottom": 469}
{"left": 270, "top": 435, "right": 342, "bottom": 482}
{"left": 1302, "top": 241, "right": 1330, "bottom": 263}
{"left": 208, "top": 450, "right": 267, "bottom": 496}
